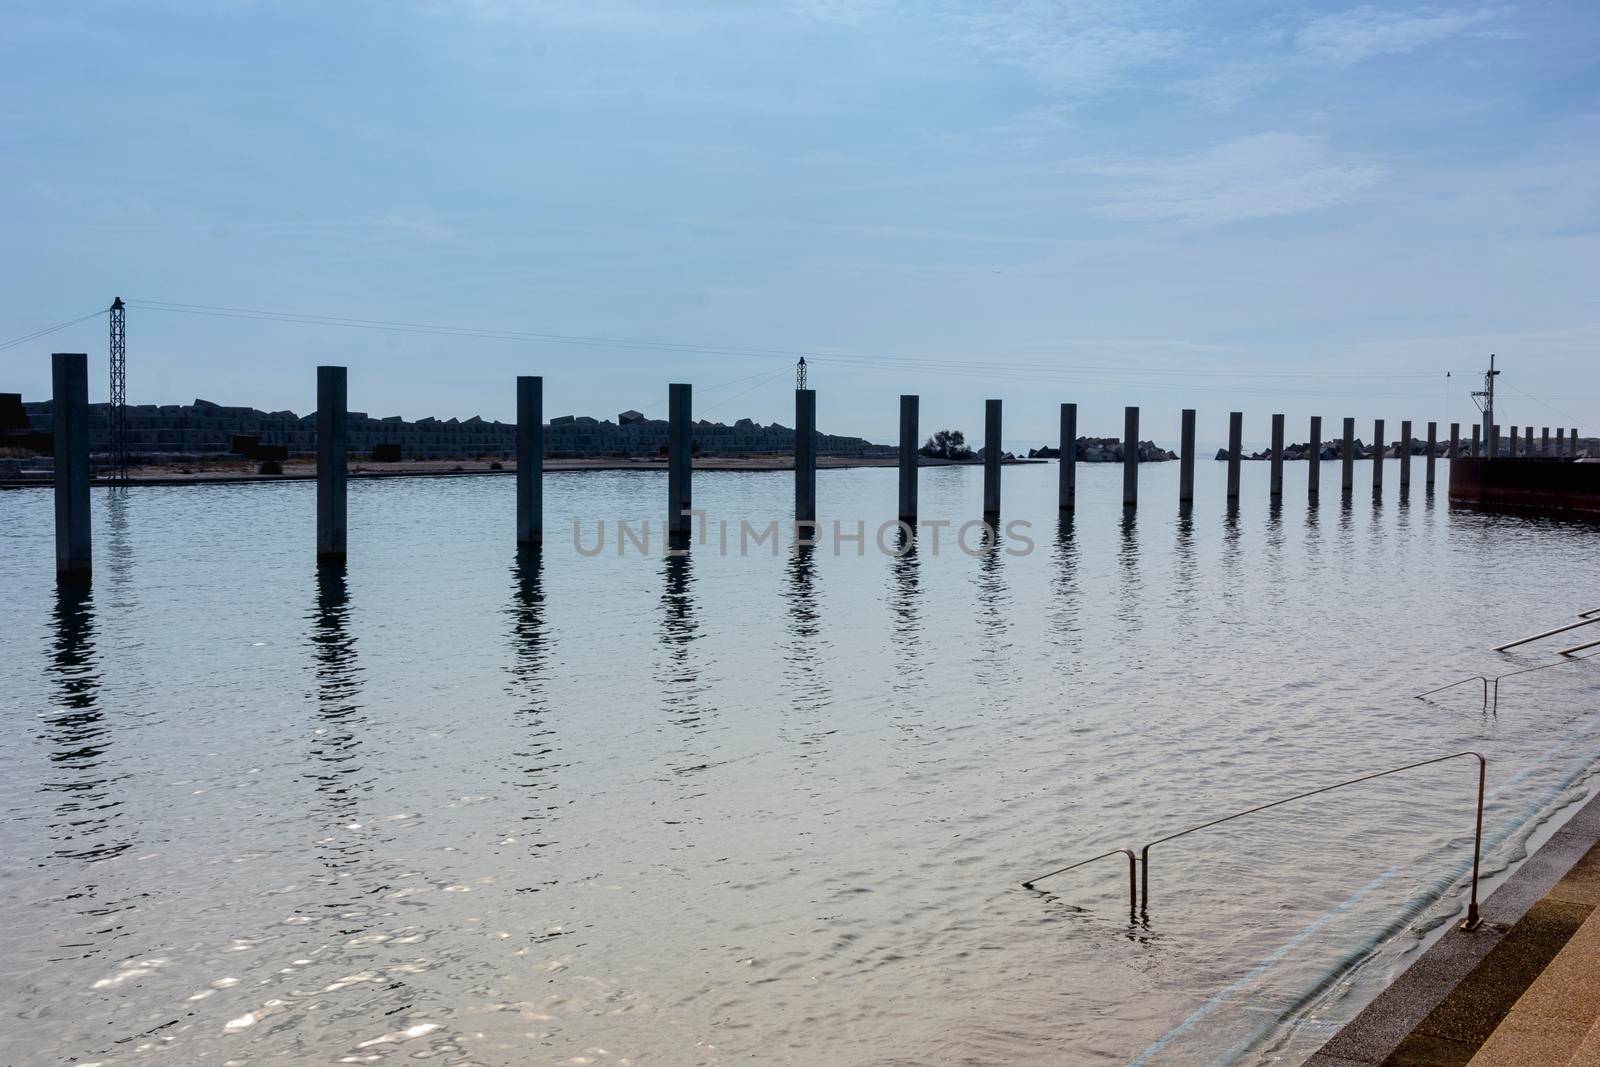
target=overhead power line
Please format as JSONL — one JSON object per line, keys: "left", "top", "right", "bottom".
{"left": 0, "top": 309, "right": 108, "bottom": 353}
{"left": 127, "top": 298, "right": 1439, "bottom": 380}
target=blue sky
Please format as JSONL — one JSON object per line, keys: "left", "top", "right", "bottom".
{"left": 4, "top": 0, "right": 1598, "bottom": 447}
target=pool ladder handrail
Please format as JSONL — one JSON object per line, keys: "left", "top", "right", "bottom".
{"left": 1494, "top": 609, "right": 1600, "bottom": 652}
{"left": 1024, "top": 752, "right": 1487, "bottom": 931}
{"left": 1418, "top": 649, "right": 1599, "bottom": 712}
{"left": 1415, "top": 675, "right": 1489, "bottom": 710}
{"left": 1021, "top": 848, "right": 1138, "bottom": 914}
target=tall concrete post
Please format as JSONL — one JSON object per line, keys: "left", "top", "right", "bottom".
{"left": 1342, "top": 418, "right": 1355, "bottom": 492}
{"left": 898, "top": 394, "right": 918, "bottom": 522}
{"left": 1524, "top": 426, "right": 1534, "bottom": 457}
{"left": 1449, "top": 422, "right": 1460, "bottom": 460}
{"left": 1572, "top": 428, "right": 1580, "bottom": 458}
{"left": 795, "top": 388, "right": 816, "bottom": 525}
{"left": 1489, "top": 424, "right": 1499, "bottom": 459}
{"left": 1308, "top": 415, "right": 1322, "bottom": 498}
{"left": 983, "top": 399, "right": 1001, "bottom": 516}
{"left": 1508, "top": 425, "right": 1519, "bottom": 458}
{"left": 1269, "top": 413, "right": 1285, "bottom": 498}
{"left": 1557, "top": 428, "right": 1566, "bottom": 458}
{"left": 1059, "top": 403, "right": 1077, "bottom": 510}
{"left": 668, "top": 383, "right": 692, "bottom": 539}
{"left": 317, "top": 365, "right": 348, "bottom": 561}
{"left": 1426, "top": 421, "right": 1437, "bottom": 487}
{"left": 1399, "top": 419, "right": 1412, "bottom": 490}
{"left": 1472, "top": 424, "right": 1481, "bottom": 458}
{"left": 1373, "top": 419, "right": 1385, "bottom": 491}
{"left": 516, "top": 375, "right": 543, "bottom": 544}
{"left": 1122, "top": 406, "right": 1139, "bottom": 508}
{"left": 1179, "top": 409, "right": 1196, "bottom": 503}
{"left": 52, "top": 353, "right": 91, "bottom": 576}
{"left": 1226, "top": 411, "right": 1243, "bottom": 500}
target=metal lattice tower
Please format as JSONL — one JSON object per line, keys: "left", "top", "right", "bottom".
{"left": 109, "top": 297, "right": 127, "bottom": 483}
{"left": 1470, "top": 352, "right": 1498, "bottom": 457}
{"left": 796, "top": 356, "right": 807, "bottom": 390}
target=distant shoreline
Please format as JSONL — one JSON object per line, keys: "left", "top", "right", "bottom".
{"left": 0, "top": 453, "right": 1050, "bottom": 489}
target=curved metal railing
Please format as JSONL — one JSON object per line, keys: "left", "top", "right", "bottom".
{"left": 1024, "top": 753, "right": 1487, "bottom": 931}
{"left": 1021, "top": 848, "right": 1138, "bottom": 913}
{"left": 1136, "top": 752, "right": 1485, "bottom": 929}
{"left": 1415, "top": 675, "right": 1489, "bottom": 710}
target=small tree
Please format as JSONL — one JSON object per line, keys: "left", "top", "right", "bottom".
{"left": 920, "top": 429, "right": 973, "bottom": 459}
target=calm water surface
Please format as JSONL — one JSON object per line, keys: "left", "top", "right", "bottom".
{"left": 3, "top": 459, "right": 1598, "bottom": 1066}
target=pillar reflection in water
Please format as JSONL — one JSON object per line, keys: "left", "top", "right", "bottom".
{"left": 974, "top": 526, "right": 1014, "bottom": 709}
{"left": 44, "top": 579, "right": 131, "bottom": 864}
{"left": 1050, "top": 514, "right": 1083, "bottom": 661}
{"left": 306, "top": 563, "right": 369, "bottom": 873}
{"left": 1116, "top": 510, "right": 1141, "bottom": 633}
{"left": 1219, "top": 503, "right": 1244, "bottom": 613}
{"left": 657, "top": 550, "right": 708, "bottom": 734}
{"left": 506, "top": 545, "right": 562, "bottom": 841}
{"left": 783, "top": 544, "right": 833, "bottom": 745}
{"left": 1172, "top": 507, "right": 1198, "bottom": 614}
{"left": 887, "top": 528, "right": 923, "bottom": 696}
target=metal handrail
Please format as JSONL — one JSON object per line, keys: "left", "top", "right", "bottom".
{"left": 1420, "top": 656, "right": 1596, "bottom": 712}
{"left": 1021, "top": 847, "right": 1138, "bottom": 913}
{"left": 1495, "top": 615, "right": 1600, "bottom": 652}
{"left": 1138, "top": 752, "right": 1486, "bottom": 931}
{"left": 1493, "top": 657, "right": 1595, "bottom": 703}
{"left": 1415, "top": 675, "right": 1488, "bottom": 710}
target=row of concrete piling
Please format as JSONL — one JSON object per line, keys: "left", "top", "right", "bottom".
{"left": 44, "top": 354, "right": 1584, "bottom": 573}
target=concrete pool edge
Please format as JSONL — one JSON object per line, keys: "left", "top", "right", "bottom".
{"left": 1306, "top": 787, "right": 1600, "bottom": 1065}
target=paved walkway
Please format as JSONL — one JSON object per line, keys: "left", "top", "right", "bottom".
{"left": 1311, "top": 793, "right": 1600, "bottom": 1067}
{"left": 1468, "top": 854, "right": 1600, "bottom": 1066}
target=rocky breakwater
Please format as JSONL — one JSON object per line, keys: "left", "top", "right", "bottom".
{"left": 1218, "top": 438, "right": 1455, "bottom": 461}
{"left": 1029, "top": 438, "right": 1177, "bottom": 462}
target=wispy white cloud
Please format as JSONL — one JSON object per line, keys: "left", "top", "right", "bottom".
{"left": 1295, "top": 5, "right": 1500, "bottom": 66}
{"left": 787, "top": 0, "right": 889, "bottom": 24}
{"left": 1178, "top": 5, "right": 1504, "bottom": 110}
{"left": 926, "top": 0, "right": 1189, "bottom": 95}
{"left": 1076, "top": 133, "right": 1384, "bottom": 224}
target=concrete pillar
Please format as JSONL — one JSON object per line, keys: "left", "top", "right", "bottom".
{"left": 1342, "top": 418, "right": 1355, "bottom": 492}
{"left": 1122, "top": 406, "right": 1139, "bottom": 508}
{"left": 1399, "top": 419, "right": 1412, "bottom": 490}
{"left": 1226, "top": 411, "right": 1243, "bottom": 500}
{"left": 1269, "top": 413, "right": 1285, "bottom": 498}
{"left": 897, "top": 394, "right": 918, "bottom": 522}
{"left": 1489, "top": 424, "right": 1499, "bottom": 459}
{"left": 1179, "top": 408, "right": 1196, "bottom": 503}
{"left": 1556, "top": 428, "right": 1566, "bottom": 458}
{"left": 1426, "top": 422, "right": 1437, "bottom": 487}
{"left": 1572, "top": 428, "right": 1580, "bottom": 458}
{"left": 1449, "top": 422, "right": 1459, "bottom": 460}
{"left": 1059, "top": 403, "right": 1077, "bottom": 510}
{"left": 1525, "top": 426, "right": 1534, "bottom": 457}
{"left": 1541, "top": 427, "right": 1550, "bottom": 457}
{"left": 795, "top": 388, "right": 816, "bottom": 525}
{"left": 516, "top": 375, "right": 543, "bottom": 544}
{"left": 52, "top": 353, "right": 91, "bottom": 576}
{"left": 983, "top": 399, "right": 1001, "bottom": 516}
{"left": 317, "top": 365, "right": 347, "bottom": 561}
{"left": 1472, "top": 424, "right": 1481, "bottom": 458}
{"left": 1308, "top": 415, "right": 1322, "bottom": 498}
{"left": 1372, "top": 419, "right": 1385, "bottom": 491}
{"left": 1509, "top": 425, "right": 1519, "bottom": 458}
{"left": 668, "top": 383, "right": 692, "bottom": 538}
